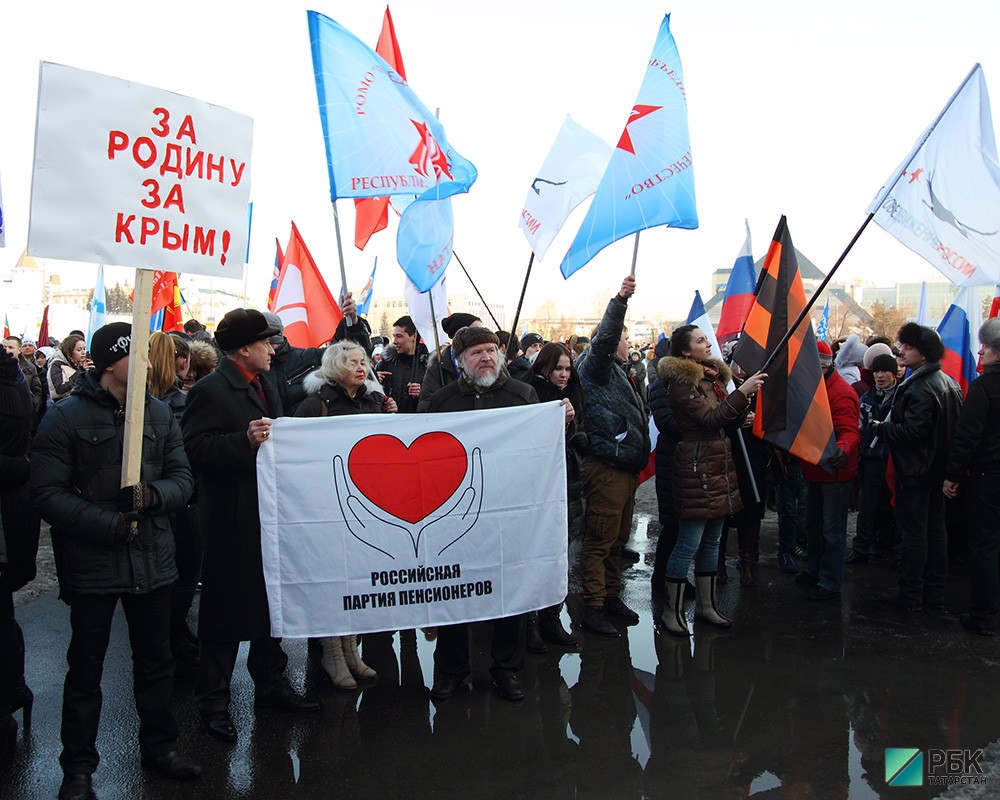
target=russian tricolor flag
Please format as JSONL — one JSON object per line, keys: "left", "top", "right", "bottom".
{"left": 938, "top": 286, "right": 983, "bottom": 397}
{"left": 717, "top": 221, "right": 756, "bottom": 345}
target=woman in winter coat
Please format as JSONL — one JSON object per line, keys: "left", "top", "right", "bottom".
{"left": 657, "top": 325, "right": 765, "bottom": 636}
{"left": 0, "top": 350, "right": 40, "bottom": 751}
{"left": 47, "top": 334, "right": 88, "bottom": 402}
{"left": 524, "top": 343, "right": 585, "bottom": 649}
{"left": 295, "top": 341, "right": 396, "bottom": 688}
{"left": 148, "top": 332, "right": 202, "bottom": 677}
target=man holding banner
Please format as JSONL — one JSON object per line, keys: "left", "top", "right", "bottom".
{"left": 425, "top": 327, "right": 553, "bottom": 702}
{"left": 182, "top": 309, "right": 320, "bottom": 744}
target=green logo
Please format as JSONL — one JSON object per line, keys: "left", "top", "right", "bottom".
{"left": 886, "top": 748, "right": 923, "bottom": 786}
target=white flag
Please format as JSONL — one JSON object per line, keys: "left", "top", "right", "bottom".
{"left": 519, "top": 116, "right": 612, "bottom": 261}
{"left": 257, "top": 404, "right": 568, "bottom": 637}
{"left": 868, "top": 64, "right": 1000, "bottom": 287}
{"left": 404, "top": 273, "right": 448, "bottom": 347}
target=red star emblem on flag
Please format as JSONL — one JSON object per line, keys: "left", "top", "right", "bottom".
{"left": 616, "top": 105, "right": 662, "bottom": 154}
{"left": 409, "top": 120, "right": 452, "bottom": 180}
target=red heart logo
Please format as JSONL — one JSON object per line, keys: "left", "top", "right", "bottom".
{"left": 347, "top": 432, "right": 468, "bottom": 524}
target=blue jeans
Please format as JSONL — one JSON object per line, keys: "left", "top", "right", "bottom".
{"left": 666, "top": 517, "right": 725, "bottom": 579}
{"left": 806, "top": 481, "right": 851, "bottom": 592}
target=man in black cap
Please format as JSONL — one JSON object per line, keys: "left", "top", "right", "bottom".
{"left": 507, "top": 332, "right": 544, "bottom": 381}
{"left": 32, "top": 322, "right": 201, "bottom": 800}
{"left": 876, "top": 323, "right": 962, "bottom": 611}
{"left": 416, "top": 312, "right": 483, "bottom": 410}
{"left": 181, "top": 308, "right": 319, "bottom": 744}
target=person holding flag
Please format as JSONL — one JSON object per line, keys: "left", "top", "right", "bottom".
{"left": 656, "top": 325, "right": 765, "bottom": 637}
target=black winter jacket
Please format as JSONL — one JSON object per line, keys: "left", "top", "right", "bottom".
{"left": 378, "top": 343, "right": 429, "bottom": 414}
{"left": 879, "top": 362, "right": 962, "bottom": 480}
{"left": 31, "top": 369, "right": 193, "bottom": 596}
{"left": 859, "top": 383, "right": 896, "bottom": 461}
{"left": 945, "top": 363, "right": 1000, "bottom": 481}
{"left": 575, "top": 296, "right": 650, "bottom": 474}
{"left": 296, "top": 375, "right": 384, "bottom": 418}
{"left": 425, "top": 372, "right": 537, "bottom": 413}
{"left": 264, "top": 342, "right": 325, "bottom": 416}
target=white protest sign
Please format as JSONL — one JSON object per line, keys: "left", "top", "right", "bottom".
{"left": 28, "top": 62, "right": 251, "bottom": 278}
{"left": 258, "top": 403, "right": 568, "bottom": 637}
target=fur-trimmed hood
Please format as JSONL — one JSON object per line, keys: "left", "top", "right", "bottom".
{"left": 302, "top": 369, "right": 384, "bottom": 399}
{"left": 658, "top": 356, "right": 731, "bottom": 388}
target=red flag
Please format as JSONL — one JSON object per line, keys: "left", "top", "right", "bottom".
{"left": 3, "top": 315, "right": 8, "bottom": 339}
{"left": 37, "top": 305, "right": 50, "bottom": 346}
{"left": 150, "top": 271, "right": 179, "bottom": 314}
{"left": 733, "top": 216, "right": 838, "bottom": 468}
{"left": 274, "top": 222, "right": 344, "bottom": 348}
{"left": 161, "top": 278, "right": 184, "bottom": 332}
{"left": 990, "top": 282, "right": 1000, "bottom": 319}
{"left": 354, "top": 6, "right": 408, "bottom": 251}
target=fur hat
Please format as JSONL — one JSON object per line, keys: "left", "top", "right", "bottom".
{"left": 215, "top": 309, "right": 280, "bottom": 352}
{"left": 451, "top": 327, "right": 500, "bottom": 361}
{"left": 871, "top": 354, "right": 899, "bottom": 374}
{"left": 980, "top": 318, "right": 1000, "bottom": 355}
{"left": 90, "top": 322, "right": 133, "bottom": 374}
{"left": 442, "top": 313, "right": 481, "bottom": 338}
{"left": 897, "top": 322, "right": 945, "bottom": 362}
{"left": 863, "top": 342, "right": 893, "bottom": 370}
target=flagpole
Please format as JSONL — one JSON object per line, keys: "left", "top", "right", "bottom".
{"left": 427, "top": 285, "right": 446, "bottom": 387}
{"left": 330, "top": 200, "right": 357, "bottom": 326}
{"left": 758, "top": 64, "right": 982, "bottom": 375}
{"left": 506, "top": 252, "right": 534, "bottom": 359}
{"left": 629, "top": 231, "right": 641, "bottom": 277}
{"left": 734, "top": 429, "right": 760, "bottom": 503}
{"left": 452, "top": 250, "right": 502, "bottom": 330}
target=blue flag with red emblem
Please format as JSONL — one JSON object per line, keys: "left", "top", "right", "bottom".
{"left": 559, "top": 14, "right": 698, "bottom": 278}
{"left": 307, "top": 11, "right": 477, "bottom": 291}
{"left": 938, "top": 285, "right": 982, "bottom": 397}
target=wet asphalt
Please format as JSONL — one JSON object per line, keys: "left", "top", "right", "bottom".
{"left": 3, "top": 481, "right": 1000, "bottom": 800}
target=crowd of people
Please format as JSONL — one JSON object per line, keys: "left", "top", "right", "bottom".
{"left": 1, "top": 275, "right": 999, "bottom": 800}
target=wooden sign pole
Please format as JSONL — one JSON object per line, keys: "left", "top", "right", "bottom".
{"left": 121, "top": 268, "right": 155, "bottom": 488}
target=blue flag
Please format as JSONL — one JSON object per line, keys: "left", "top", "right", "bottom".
{"left": 560, "top": 14, "right": 697, "bottom": 278}
{"left": 816, "top": 299, "right": 829, "bottom": 342}
{"left": 308, "top": 12, "right": 477, "bottom": 291}
{"left": 86, "top": 264, "right": 106, "bottom": 347}
{"left": 356, "top": 258, "right": 377, "bottom": 316}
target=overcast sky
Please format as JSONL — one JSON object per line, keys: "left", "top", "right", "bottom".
{"left": 3, "top": 0, "right": 999, "bottom": 323}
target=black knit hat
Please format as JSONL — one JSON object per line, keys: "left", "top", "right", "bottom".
{"left": 871, "top": 354, "right": 899, "bottom": 374}
{"left": 442, "top": 313, "right": 481, "bottom": 339}
{"left": 897, "top": 322, "right": 945, "bottom": 362}
{"left": 90, "top": 322, "right": 133, "bottom": 374}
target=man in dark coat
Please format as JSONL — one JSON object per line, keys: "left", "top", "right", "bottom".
{"left": 575, "top": 275, "right": 650, "bottom": 636}
{"left": 181, "top": 309, "right": 319, "bottom": 745}
{"left": 425, "top": 327, "right": 555, "bottom": 704}
{"left": 2, "top": 336, "right": 42, "bottom": 425}
{"left": 876, "top": 323, "right": 962, "bottom": 611}
{"left": 416, "top": 312, "right": 484, "bottom": 411}
{"left": 32, "top": 323, "right": 200, "bottom": 800}
{"left": 378, "top": 315, "right": 428, "bottom": 413}
{"left": 262, "top": 293, "right": 369, "bottom": 414}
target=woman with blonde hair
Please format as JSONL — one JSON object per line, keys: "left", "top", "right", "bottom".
{"left": 296, "top": 341, "right": 396, "bottom": 688}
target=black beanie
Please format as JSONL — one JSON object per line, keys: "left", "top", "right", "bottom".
{"left": 871, "top": 354, "right": 899, "bottom": 373}
{"left": 90, "top": 323, "right": 133, "bottom": 374}
{"left": 442, "top": 313, "right": 481, "bottom": 339}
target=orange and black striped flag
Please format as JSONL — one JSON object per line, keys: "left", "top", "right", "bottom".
{"left": 733, "top": 216, "right": 838, "bottom": 468}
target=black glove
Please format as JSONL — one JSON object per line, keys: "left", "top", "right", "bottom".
{"left": 828, "top": 447, "right": 847, "bottom": 468}
{"left": 113, "top": 512, "right": 142, "bottom": 544}
{"left": 116, "top": 482, "right": 154, "bottom": 514}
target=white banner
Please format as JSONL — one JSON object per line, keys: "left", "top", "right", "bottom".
{"left": 258, "top": 403, "right": 568, "bottom": 637}
{"left": 0, "top": 171, "right": 5, "bottom": 248}
{"left": 28, "top": 62, "right": 252, "bottom": 278}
